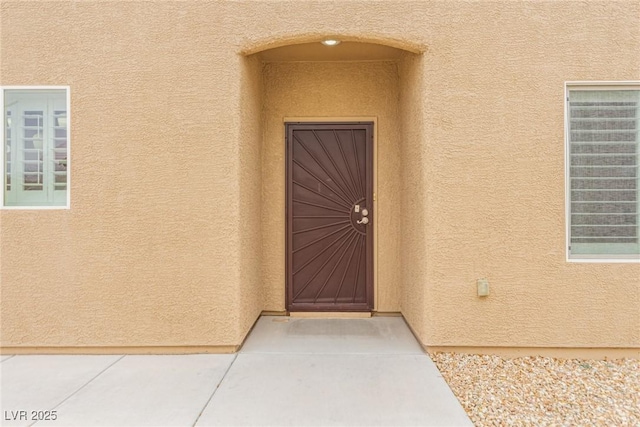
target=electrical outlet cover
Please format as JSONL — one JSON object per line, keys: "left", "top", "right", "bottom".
{"left": 477, "top": 279, "right": 490, "bottom": 297}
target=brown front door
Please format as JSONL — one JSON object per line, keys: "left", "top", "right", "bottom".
{"left": 286, "top": 122, "right": 374, "bottom": 312}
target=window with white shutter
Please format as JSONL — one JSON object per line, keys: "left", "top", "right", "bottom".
{"left": 2, "top": 87, "right": 69, "bottom": 208}
{"left": 566, "top": 84, "right": 639, "bottom": 260}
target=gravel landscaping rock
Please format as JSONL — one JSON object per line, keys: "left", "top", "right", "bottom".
{"left": 430, "top": 353, "right": 640, "bottom": 427}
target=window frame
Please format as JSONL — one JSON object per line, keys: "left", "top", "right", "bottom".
{"left": 1, "top": 86, "right": 71, "bottom": 209}
{"left": 564, "top": 81, "right": 640, "bottom": 263}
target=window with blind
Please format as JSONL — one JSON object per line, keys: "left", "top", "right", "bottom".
{"left": 567, "top": 85, "right": 639, "bottom": 260}
{"left": 2, "top": 88, "right": 69, "bottom": 208}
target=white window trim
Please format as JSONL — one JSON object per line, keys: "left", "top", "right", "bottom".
{"left": 564, "top": 81, "right": 640, "bottom": 263}
{"left": 1, "top": 86, "right": 71, "bottom": 209}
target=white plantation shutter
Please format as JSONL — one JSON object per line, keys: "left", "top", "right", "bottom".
{"left": 3, "top": 88, "right": 68, "bottom": 207}
{"left": 568, "top": 89, "right": 639, "bottom": 259}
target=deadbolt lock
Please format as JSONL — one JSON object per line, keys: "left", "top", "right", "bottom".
{"left": 361, "top": 209, "right": 368, "bottom": 216}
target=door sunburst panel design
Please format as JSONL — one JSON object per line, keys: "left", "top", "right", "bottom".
{"left": 287, "top": 123, "right": 373, "bottom": 311}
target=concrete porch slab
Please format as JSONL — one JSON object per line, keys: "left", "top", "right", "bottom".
{"left": 240, "top": 316, "right": 424, "bottom": 355}
{"left": 1, "top": 316, "right": 472, "bottom": 426}
{"left": 32, "top": 354, "right": 235, "bottom": 427}
{"left": 1, "top": 355, "right": 14, "bottom": 362}
{"left": 0, "top": 355, "right": 121, "bottom": 427}
{"left": 195, "top": 353, "right": 472, "bottom": 426}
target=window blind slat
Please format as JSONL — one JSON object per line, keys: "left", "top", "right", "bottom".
{"left": 568, "top": 89, "right": 639, "bottom": 256}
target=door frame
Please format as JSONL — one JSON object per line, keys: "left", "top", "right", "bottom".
{"left": 285, "top": 119, "right": 375, "bottom": 312}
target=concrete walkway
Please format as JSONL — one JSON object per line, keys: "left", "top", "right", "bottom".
{"left": 0, "top": 316, "right": 472, "bottom": 426}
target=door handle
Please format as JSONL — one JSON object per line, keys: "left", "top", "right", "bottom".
{"left": 356, "top": 217, "right": 369, "bottom": 225}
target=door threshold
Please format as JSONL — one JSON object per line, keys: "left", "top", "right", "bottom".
{"left": 289, "top": 312, "right": 372, "bottom": 319}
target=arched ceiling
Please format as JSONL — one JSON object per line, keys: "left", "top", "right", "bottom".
{"left": 257, "top": 41, "right": 407, "bottom": 62}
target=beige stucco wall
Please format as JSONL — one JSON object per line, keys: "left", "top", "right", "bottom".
{"left": 0, "top": 1, "right": 254, "bottom": 349}
{"left": 396, "top": 1, "right": 640, "bottom": 350}
{"left": 261, "top": 61, "right": 402, "bottom": 313}
{"left": 397, "top": 52, "right": 429, "bottom": 342}
{"left": 1, "top": 0, "right": 638, "bottom": 353}
{"left": 237, "top": 54, "right": 265, "bottom": 340}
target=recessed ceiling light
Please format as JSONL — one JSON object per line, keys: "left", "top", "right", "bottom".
{"left": 321, "top": 39, "right": 341, "bottom": 46}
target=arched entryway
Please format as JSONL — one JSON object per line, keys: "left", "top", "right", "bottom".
{"left": 240, "top": 37, "right": 425, "bottom": 314}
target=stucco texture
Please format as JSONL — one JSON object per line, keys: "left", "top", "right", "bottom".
{"left": 1, "top": 0, "right": 638, "bottom": 353}
{"left": 261, "top": 61, "right": 402, "bottom": 313}
{"left": 396, "top": 1, "right": 640, "bottom": 350}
